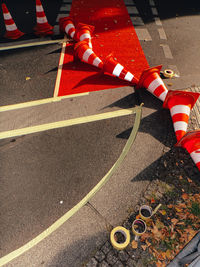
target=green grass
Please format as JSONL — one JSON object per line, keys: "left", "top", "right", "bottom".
{"left": 189, "top": 201, "right": 200, "bottom": 217}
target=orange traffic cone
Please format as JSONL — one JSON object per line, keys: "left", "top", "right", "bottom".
{"left": 2, "top": 3, "right": 24, "bottom": 39}
{"left": 163, "top": 90, "right": 200, "bottom": 142}
{"left": 34, "top": 0, "right": 53, "bottom": 36}
{"left": 176, "top": 130, "right": 200, "bottom": 171}
{"left": 59, "top": 16, "right": 75, "bottom": 39}
{"left": 136, "top": 65, "right": 168, "bottom": 102}
{"left": 74, "top": 40, "right": 103, "bottom": 69}
{"left": 103, "top": 54, "right": 139, "bottom": 85}
{"left": 74, "top": 23, "right": 94, "bottom": 48}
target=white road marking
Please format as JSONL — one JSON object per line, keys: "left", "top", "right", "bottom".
{"left": 124, "top": 0, "right": 135, "bottom": 4}
{"left": 126, "top": 6, "right": 139, "bottom": 14}
{"left": 154, "top": 17, "right": 162, "bottom": 26}
{"left": 130, "top": 16, "right": 144, "bottom": 26}
{"left": 135, "top": 28, "right": 152, "bottom": 41}
{"left": 158, "top": 28, "right": 167, "bottom": 39}
{"left": 160, "top": 44, "right": 173, "bottom": 59}
{"left": 149, "top": 0, "right": 155, "bottom": 6}
{"left": 151, "top": 7, "right": 158, "bottom": 16}
{"left": 60, "top": 5, "right": 71, "bottom": 12}
{"left": 56, "top": 14, "right": 66, "bottom": 22}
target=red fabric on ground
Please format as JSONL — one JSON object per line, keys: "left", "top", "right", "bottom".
{"left": 57, "top": 0, "right": 149, "bottom": 96}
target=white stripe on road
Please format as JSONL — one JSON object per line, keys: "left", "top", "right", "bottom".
{"left": 126, "top": 6, "right": 139, "bottom": 14}
{"left": 154, "top": 17, "right": 162, "bottom": 26}
{"left": 149, "top": 0, "right": 155, "bottom": 6}
{"left": 124, "top": 0, "right": 135, "bottom": 4}
{"left": 161, "top": 44, "right": 173, "bottom": 59}
{"left": 158, "top": 28, "right": 167, "bottom": 39}
{"left": 151, "top": 7, "right": 158, "bottom": 15}
{"left": 130, "top": 16, "right": 144, "bottom": 26}
{"left": 60, "top": 5, "right": 71, "bottom": 12}
{"left": 135, "top": 28, "right": 152, "bottom": 41}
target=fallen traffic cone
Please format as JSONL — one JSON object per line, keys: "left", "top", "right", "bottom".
{"left": 136, "top": 65, "right": 168, "bottom": 102}
{"left": 2, "top": 3, "right": 25, "bottom": 39}
{"left": 74, "top": 23, "right": 94, "bottom": 48}
{"left": 103, "top": 54, "right": 139, "bottom": 85}
{"left": 34, "top": 0, "right": 53, "bottom": 36}
{"left": 176, "top": 130, "right": 200, "bottom": 171}
{"left": 59, "top": 16, "right": 75, "bottom": 39}
{"left": 74, "top": 40, "right": 103, "bottom": 69}
{"left": 163, "top": 90, "right": 200, "bottom": 142}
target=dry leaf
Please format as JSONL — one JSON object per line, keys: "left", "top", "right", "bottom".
{"left": 179, "top": 175, "right": 183, "bottom": 180}
{"left": 141, "top": 244, "right": 147, "bottom": 251}
{"left": 182, "top": 193, "right": 189, "bottom": 200}
{"left": 159, "top": 210, "right": 167, "bottom": 216}
{"left": 187, "top": 178, "right": 193, "bottom": 183}
{"left": 145, "top": 239, "right": 151, "bottom": 247}
{"left": 175, "top": 207, "right": 182, "bottom": 213}
{"left": 167, "top": 204, "right": 173, "bottom": 208}
{"left": 131, "top": 240, "right": 138, "bottom": 249}
{"left": 156, "top": 260, "right": 163, "bottom": 267}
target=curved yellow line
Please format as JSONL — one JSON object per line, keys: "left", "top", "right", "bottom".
{"left": 0, "top": 105, "right": 142, "bottom": 267}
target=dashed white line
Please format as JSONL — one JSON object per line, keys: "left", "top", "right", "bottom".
{"left": 130, "top": 16, "right": 144, "bottom": 26}
{"left": 160, "top": 44, "right": 173, "bottom": 59}
{"left": 154, "top": 17, "right": 162, "bottom": 26}
{"left": 151, "top": 7, "right": 158, "bottom": 16}
{"left": 158, "top": 28, "right": 167, "bottom": 39}
{"left": 135, "top": 28, "right": 152, "bottom": 41}
{"left": 126, "top": 6, "right": 139, "bottom": 14}
{"left": 149, "top": 0, "right": 155, "bottom": 6}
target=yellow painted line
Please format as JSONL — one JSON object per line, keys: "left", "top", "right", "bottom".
{"left": 0, "top": 105, "right": 142, "bottom": 267}
{"left": 53, "top": 36, "right": 68, "bottom": 97}
{"left": 0, "top": 92, "right": 89, "bottom": 113}
{"left": 0, "top": 39, "right": 68, "bottom": 51}
{"left": 0, "top": 108, "right": 136, "bottom": 140}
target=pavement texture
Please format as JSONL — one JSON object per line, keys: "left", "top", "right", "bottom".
{"left": 0, "top": 0, "right": 200, "bottom": 266}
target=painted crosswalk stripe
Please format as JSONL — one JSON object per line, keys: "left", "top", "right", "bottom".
{"left": 154, "top": 17, "right": 162, "bottom": 26}
{"left": 161, "top": 44, "right": 173, "bottom": 59}
{"left": 124, "top": 0, "right": 135, "bottom": 4}
{"left": 158, "top": 28, "right": 167, "bottom": 39}
{"left": 60, "top": 4, "right": 71, "bottom": 12}
{"left": 126, "top": 6, "right": 139, "bottom": 14}
{"left": 151, "top": 7, "right": 158, "bottom": 16}
{"left": 130, "top": 16, "right": 144, "bottom": 26}
{"left": 135, "top": 28, "right": 152, "bottom": 41}
{"left": 149, "top": 0, "right": 155, "bottom": 6}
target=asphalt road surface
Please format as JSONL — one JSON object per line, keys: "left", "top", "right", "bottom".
{"left": 0, "top": 0, "right": 200, "bottom": 266}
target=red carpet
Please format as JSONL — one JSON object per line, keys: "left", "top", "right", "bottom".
{"left": 56, "top": 0, "right": 149, "bottom": 97}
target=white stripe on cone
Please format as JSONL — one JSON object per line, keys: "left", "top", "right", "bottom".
{"left": 65, "top": 24, "right": 74, "bottom": 33}
{"left": 93, "top": 57, "right": 102, "bottom": 67}
{"left": 82, "top": 49, "right": 93, "bottom": 62}
{"left": 80, "top": 33, "right": 91, "bottom": 41}
{"left": 113, "top": 63, "right": 124, "bottom": 76}
{"left": 3, "top": 12, "right": 12, "bottom": 20}
{"left": 148, "top": 77, "right": 165, "bottom": 94}
{"left": 37, "top": 17, "right": 48, "bottom": 24}
{"left": 170, "top": 105, "right": 191, "bottom": 117}
{"left": 71, "top": 31, "right": 75, "bottom": 38}
{"left": 6, "top": 24, "right": 17, "bottom": 31}
{"left": 159, "top": 91, "right": 168, "bottom": 102}
{"left": 124, "top": 72, "right": 134, "bottom": 82}
{"left": 190, "top": 149, "right": 200, "bottom": 164}
{"left": 173, "top": 121, "right": 188, "bottom": 133}
{"left": 36, "top": 5, "right": 44, "bottom": 12}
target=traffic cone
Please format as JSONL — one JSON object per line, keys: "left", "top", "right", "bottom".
{"left": 176, "top": 130, "right": 200, "bottom": 171}
{"left": 163, "top": 90, "right": 200, "bottom": 142}
{"left": 2, "top": 3, "right": 24, "bottom": 39}
{"left": 74, "top": 40, "right": 103, "bottom": 69}
{"left": 34, "top": 0, "right": 53, "bottom": 36}
{"left": 103, "top": 54, "right": 139, "bottom": 85}
{"left": 59, "top": 16, "right": 75, "bottom": 39}
{"left": 74, "top": 23, "right": 94, "bottom": 48}
{"left": 136, "top": 65, "right": 168, "bottom": 102}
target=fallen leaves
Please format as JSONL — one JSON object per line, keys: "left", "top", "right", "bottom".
{"left": 131, "top": 240, "right": 138, "bottom": 249}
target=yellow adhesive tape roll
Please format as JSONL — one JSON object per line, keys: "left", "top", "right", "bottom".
{"left": 110, "top": 226, "right": 130, "bottom": 250}
{"left": 163, "top": 69, "right": 174, "bottom": 78}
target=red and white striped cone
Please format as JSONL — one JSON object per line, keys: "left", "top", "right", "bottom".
{"left": 34, "top": 0, "right": 53, "bottom": 36}
{"left": 103, "top": 54, "right": 139, "bottom": 85}
{"left": 136, "top": 65, "right": 168, "bottom": 102}
{"left": 74, "top": 40, "right": 103, "bottom": 69}
{"left": 176, "top": 130, "right": 200, "bottom": 171}
{"left": 2, "top": 3, "right": 24, "bottom": 39}
{"left": 59, "top": 16, "right": 75, "bottom": 39}
{"left": 163, "top": 90, "right": 200, "bottom": 142}
{"left": 75, "top": 23, "right": 94, "bottom": 49}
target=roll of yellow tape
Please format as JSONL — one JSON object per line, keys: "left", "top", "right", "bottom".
{"left": 110, "top": 226, "right": 130, "bottom": 250}
{"left": 163, "top": 69, "right": 174, "bottom": 78}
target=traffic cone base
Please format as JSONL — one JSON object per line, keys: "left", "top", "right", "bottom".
{"left": 163, "top": 90, "right": 200, "bottom": 142}
{"left": 176, "top": 130, "right": 200, "bottom": 171}
{"left": 74, "top": 40, "right": 103, "bottom": 69}
{"left": 137, "top": 65, "right": 168, "bottom": 102}
{"left": 59, "top": 17, "right": 75, "bottom": 39}
{"left": 2, "top": 3, "right": 25, "bottom": 39}
{"left": 34, "top": 0, "right": 53, "bottom": 36}
{"left": 103, "top": 54, "right": 138, "bottom": 85}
